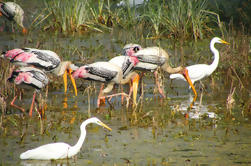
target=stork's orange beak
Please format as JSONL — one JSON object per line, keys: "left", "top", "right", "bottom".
{"left": 68, "top": 68, "right": 78, "bottom": 96}
{"left": 22, "top": 28, "right": 27, "bottom": 35}
{"left": 0, "top": 12, "right": 2, "bottom": 16}
{"left": 182, "top": 68, "right": 197, "bottom": 108}
{"left": 63, "top": 69, "right": 78, "bottom": 96}
{"left": 63, "top": 70, "right": 68, "bottom": 94}
{"left": 132, "top": 73, "right": 140, "bottom": 105}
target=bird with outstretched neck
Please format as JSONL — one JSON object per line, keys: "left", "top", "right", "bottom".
{"left": 20, "top": 117, "right": 112, "bottom": 160}
{"left": 170, "top": 37, "right": 230, "bottom": 107}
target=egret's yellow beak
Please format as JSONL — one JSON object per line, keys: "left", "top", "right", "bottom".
{"left": 99, "top": 121, "right": 112, "bottom": 131}
{"left": 63, "top": 69, "right": 78, "bottom": 96}
{"left": 183, "top": 68, "right": 197, "bottom": 108}
{"left": 132, "top": 73, "right": 140, "bottom": 105}
{"left": 220, "top": 39, "right": 230, "bottom": 45}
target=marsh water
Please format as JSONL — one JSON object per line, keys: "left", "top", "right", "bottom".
{"left": 1, "top": 13, "right": 251, "bottom": 166}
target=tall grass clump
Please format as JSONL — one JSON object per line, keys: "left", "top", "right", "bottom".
{"left": 142, "top": 0, "right": 164, "bottom": 38}
{"left": 114, "top": 0, "right": 146, "bottom": 29}
{"left": 161, "top": 0, "right": 218, "bottom": 41}
{"left": 44, "top": 0, "right": 89, "bottom": 33}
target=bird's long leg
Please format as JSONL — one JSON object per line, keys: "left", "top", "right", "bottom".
{"left": 120, "top": 85, "right": 124, "bottom": 104}
{"left": 67, "top": 69, "right": 78, "bottom": 96}
{"left": 29, "top": 92, "right": 36, "bottom": 117}
{"left": 182, "top": 69, "right": 197, "bottom": 108}
{"left": 10, "top": 95, "right": 25, "bottom": 113}
{"left": 97, "top": 84, "right": 105, "bottom": 107}
{"left": 100, "top": 93, "right": 130, "bottom": 104}
{"left": 154, "top": 71, "right": 166, "bottom": 98}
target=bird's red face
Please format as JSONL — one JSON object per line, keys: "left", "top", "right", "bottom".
{"left": 72, "top": 66, "right": 88, "bottom": 79}
{"left": 129, "top": 56, "right": 139, "bottom": 66}
{"left": 125, "top": 46, "right": 142, "bottom": 56}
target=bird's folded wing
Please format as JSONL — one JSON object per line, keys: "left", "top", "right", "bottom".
{"left": 0, "top": 3, "right": 15, "bottom": 20}
{"left": 136, "top": 54, "right": 166, "bottom": 66}
{"left": 88, "top": 67, "right": 117, "bottom": 81}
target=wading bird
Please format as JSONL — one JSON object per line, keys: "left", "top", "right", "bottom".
{"left": 72, "top": 56, "right": 139, "bottom": 107}
{"left": 170, "top": 37, "right": 230, "bottom": 105}
{"left": 1, "top": 48, "right": 78, "bottom": 96}
{"left": 123, "top": 44, "right": 196, "bottom": 103}
{"left": 8, "top": 67, "right": 49, "bottom": 117}
{"left": 108, "top": 55, "right": 140, "bottom": 105}
{"left": 20, "top": 117, "right": 112, "bottom": 160}
{"left": 0, "top": 1, "right": 27, "bottom": 34}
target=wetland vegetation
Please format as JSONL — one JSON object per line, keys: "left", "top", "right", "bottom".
{"left": 0, "top": 0, "right": 250, "bottom": 165}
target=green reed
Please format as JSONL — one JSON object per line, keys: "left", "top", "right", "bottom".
{"left": 161, "top": 0, "right": 214, "bottom": 40}
{"left": 44, "top": 0, "right": 89, "bottom": 33}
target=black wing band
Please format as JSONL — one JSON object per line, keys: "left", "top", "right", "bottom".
{"left": 87, "top": 66, "right": 117, "bottom": 82}
{"left": 0, "top": 3, "right": 15, "bottom": 20}
{"left": 137, "top": 54, "right": 166, "bottom": 66}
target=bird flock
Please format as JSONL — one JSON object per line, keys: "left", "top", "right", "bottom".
{"left": 0, "top": 1, "right": 230, "bottom": 161}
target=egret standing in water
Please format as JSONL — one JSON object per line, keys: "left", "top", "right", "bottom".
{"left": 20, "top": 117, "right": 112, "bottom": 160}
{"left": 0, "top": 1, "right": 27, "bottom": 34}
{"left": 170, "top": 37, "right": 230, "bottom": 106}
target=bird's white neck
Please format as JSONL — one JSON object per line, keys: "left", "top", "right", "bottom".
{"left": 67, "top": 121, "right": 88, "bottom": 158}
{"left": 208, "top": 40, "right": 219, "bottom": 76}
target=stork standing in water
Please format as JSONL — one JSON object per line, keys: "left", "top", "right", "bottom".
{"left": 108, "top": 55, "right": 140, "bottom": 104}
{"left": 72, "top": 56, "right": 139, "bottom": 107}
{"left": 1, "top": 48, "right": 78, "bottom": 96}
{"left": 8, "top": 67, "right": 49, "bottom": 117}
{"left": 170, "top": 37, "right": 230, "bottom": 105}
{"left": 0, "top": 1, "right": 27, "bottom": 34}
{"left": 123, "top": 44, "right": 196, "bottom": 106}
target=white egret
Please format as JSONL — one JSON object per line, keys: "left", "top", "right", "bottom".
{"left": 170, "top": 37, "right": 230, "bottom": 106}
{"left": 20, "top": 117, "right": 112, "bottom": 160}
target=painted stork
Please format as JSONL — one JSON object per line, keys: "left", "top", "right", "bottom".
{"left": 1, "top": 48, "right": 78, "bottom": 96}
{"left": 0, "top": 2, "right": 27, "bottom": 34}
{"left": 108, "top": 55, "right": 140, "bottom": 104}
{"left": 170, "top": 37, "right": 230, "bottom": 105}
{"left": 122, "top": 44, "right": 196, "bottom": 104}
{"left": 8, "top": 67, "right": 49, "bottom": 117}
{"left": 72, "top": 56, "right": 139, "bottom": 107}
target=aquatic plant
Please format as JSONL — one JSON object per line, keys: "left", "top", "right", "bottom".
{"left": 161, "top": 0, "right": 216, "bottom": 41}
{"left": 44, "top": 0, "right": 89, "bottom": 33}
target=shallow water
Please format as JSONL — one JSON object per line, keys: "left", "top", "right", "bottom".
{"left": 0, "top": 7, "right": 251, "bottom": 166}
